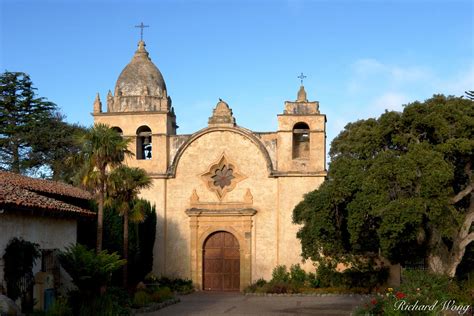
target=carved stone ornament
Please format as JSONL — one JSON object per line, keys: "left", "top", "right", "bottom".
{"left": 200, "top": 153, "right": 246, "bottom": 200}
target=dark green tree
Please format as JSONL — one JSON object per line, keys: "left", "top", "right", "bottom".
{"left": 75, "top": 123, "right": 132, "bottom": 252}
{"left": 294, "top": 94, "right": 473, "bottom": 277}
{"left": 0, "top": 71, "right": 86, "bottom": 180}
{"left": 107, "top": 166, "right": 152, "bottom": 287}
{"left": 0, "top": 71, "right": 56, "bottom": 174}
{"left": 102, "top": 199, "right": 157, "bottom": 286}
{"left": 30, "top": 112, "right": 87, "bottom": 182}
{"left": 465, "top": 90, "right": 474, "bottom": 100}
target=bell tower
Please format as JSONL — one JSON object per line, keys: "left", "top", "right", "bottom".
{"left": 92, "top": 39, "right": 176, "bottom": 175}
{"left": 276, "top": 83, "right": 326, "bottom": 174}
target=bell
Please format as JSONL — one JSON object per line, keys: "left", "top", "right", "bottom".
{"left": 146, "top": 150, "right": 152, "bottom": 159}
{"left": 143, "top": 136, "right": 151, "bottom": 145}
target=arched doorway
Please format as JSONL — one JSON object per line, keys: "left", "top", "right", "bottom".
{"left": 203, "top": 231, "right": 240, "bottom": 291}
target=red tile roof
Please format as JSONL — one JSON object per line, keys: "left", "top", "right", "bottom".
{"left": 0, "top": 171, "right": 92, "bottom": 199}
{"left": 0, "top": 171, "right": 95, "bottom": 217}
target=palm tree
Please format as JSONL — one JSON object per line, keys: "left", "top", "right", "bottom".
{"left": 77, "top": 123, "right": 132, "bottom": 253}
{"left": 107, "top": 166, "right": 151, "bottom": 287}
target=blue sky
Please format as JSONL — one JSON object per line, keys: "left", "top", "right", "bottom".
{"left": 1, "top": 0, "right": 473, "bottom": 154}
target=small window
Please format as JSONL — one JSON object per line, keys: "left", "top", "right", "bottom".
{"left": 136, "top": 126, "right": 152, "bottom": 160}
{"left": 292, "top": 122, "right": 310, "bottom": 159}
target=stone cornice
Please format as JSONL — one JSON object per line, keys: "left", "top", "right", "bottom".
{"left": 271, "top": 170, "right": 327, "bottom": 178}
{"left": 185, "top": 208, "right": 257, "bottom": 217}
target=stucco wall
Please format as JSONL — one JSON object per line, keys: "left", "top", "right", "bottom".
{"left": 138, "top": 127, "right": 326, "bottom": 284}
{"left": 166, "top": 129, "right": 277, "bottom": 280}
{"left": 0, "top": 213, "right": 77, "bottom": 291}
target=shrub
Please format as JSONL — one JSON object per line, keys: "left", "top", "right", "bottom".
{"left": 58, "top": 244, "right": 126, "bottom": 295}
{"left": 150, "top": 291, "right": 162, "bottom": 303}
{"left": 45, "top": 297, "right": 72, "bottom": 316}
{"left": 306, "top": 272, "right": 320, "bottom": 288}
{"left": 78, "top": 292, "right": 129, "bottom": 316}
{"left": 271, "top": 265, "right": 290, "bottom": 283}
{"left": 3, "top": 237, "right": 40, "bottom": 311}
{"left": 132, "top": 290, "right": 152, "bottom": 308}
{"left": 265, "top": 281, "right": 299, "bottom": 294}
{"left": 155, "top": 287, "right": 173, "bottom": 301}
{"left": 355, "top": 270, "right": 473, "bottom": 315}
{"left": 289, "top": 264, "right": 307, "bottom": 286}
{"left": 400, "top": 270, "right": 471, "bottom": 304}
{"left": 151, "top": 277, "right": 194, "bottom": 294}
{"left": 316, "top": 262, "right": 340, "bottom": 288}
{"left": 316, "top": 261, "right": 388, "bottom": 290}
{"left": 244, "top": 278, "right": 267, "bottom": 293}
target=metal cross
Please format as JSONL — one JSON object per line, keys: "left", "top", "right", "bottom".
{"left": 297, "top": 72, "right": 307, "bottom": 85}
{"left": 135, "top": 22, "right": 149, "bottom": 41}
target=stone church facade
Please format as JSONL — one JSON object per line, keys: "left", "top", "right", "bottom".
{"left": 93, "top": 40, "right": 327, "bottom": 291}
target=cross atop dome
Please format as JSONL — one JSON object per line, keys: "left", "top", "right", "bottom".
{"left": 135, "top": 22, "right": 149, "bottom": 41}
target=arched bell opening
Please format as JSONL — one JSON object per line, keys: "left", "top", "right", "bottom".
{"left": 136, "top": 125, "right": 152, "bottom": 160}
{"left": 292, "top": 122, "right": 310, "bottom": 159}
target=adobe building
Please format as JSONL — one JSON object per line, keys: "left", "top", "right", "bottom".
{"left": 0, "top": 171, "right": 95, "bottom": 309}
{"left": 92, "top": 40, "right": 327, "bottom": 291}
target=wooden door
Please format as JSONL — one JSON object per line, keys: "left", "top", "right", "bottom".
{"left": 203, "top": 231, "right": 240, "bottom": 291}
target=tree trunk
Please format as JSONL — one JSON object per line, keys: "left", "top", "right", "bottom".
{"left": 428, "top": 186, "right": 473, "bottom": 277}
{"left": 427, "top": 229, "right": 451, "bottom": 275}
{"left": 123, "top": 210, "right": 129, "bottom": 288}
{"left": 11, "top": 141, "right": 20, "bottom": 174}
{"left": 96, "top": 182, "right": 104, "bottom": 253}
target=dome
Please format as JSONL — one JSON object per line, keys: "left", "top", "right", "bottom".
{"left": 114, "top": 41, "right": 167, "bottom": 97}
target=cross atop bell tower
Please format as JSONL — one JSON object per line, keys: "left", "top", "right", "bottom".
{"left": 135, "top": 22, "right": 149, "bottom": 41}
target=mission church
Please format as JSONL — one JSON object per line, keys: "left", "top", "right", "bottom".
{"left": 92, "top": 38, "right": 327, "bottom": 291}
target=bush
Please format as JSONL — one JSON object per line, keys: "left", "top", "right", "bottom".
{"left": 132, "top": 290, "right": 152, "bottom": 308}
{"left": 155, "top": 287, "right": 173, "bottom": 301}
{"left": 289, "top": 264, "right": 307, "bottom": 286}
{"left": 67, "top": 287, "right": 130, "bottom": 316}
{"left": 306, "top": 272, "right": 320, "bottom": 288}
{"left": 265, "top": 281, "right": 299, "bottom": 294}
{"left": 400, "top": 270, "right": 471, "bottom": 303}
{"left": 316, "top": 261, "right": 388, "bottom": 290}
{"left": 78, "top": 292, "right": 129, "bottom": 316}
{"left": 355, "top": 270, "right": 473, "bottom": 315}
{"left": 3, "top": 237, "right": 40, "bottom": 312}
{"left": 271, "top": 265, "right": 290, "bottom": 283}
{"left": 45, "top": 297, "right": 73, "bottom": 316}
{"left": 58, "top": 244, "right": 126, "bottom": 295}
{"left": 244, "top": 278, "right": 267, "bottom": 293}
{"left": 149, "top": 277, "right": 194, "bottom": 294}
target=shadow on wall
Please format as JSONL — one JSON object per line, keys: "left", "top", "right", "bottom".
{"left": 156, "top": 217, "right": 189, "bottom": 280}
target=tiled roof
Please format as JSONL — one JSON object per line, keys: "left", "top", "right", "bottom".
{"left": 0, "top": 171, "right": 92, "bottom": 199}
{"left": 0, "top": 171, "right": 95, "bottom": 217}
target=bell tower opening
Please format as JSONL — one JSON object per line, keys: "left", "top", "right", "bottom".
{"left": 292, "top": 122, "right": 310, "bottom": 159}
{"left": 136, "top": 125, "right": 152, "bottom": 160}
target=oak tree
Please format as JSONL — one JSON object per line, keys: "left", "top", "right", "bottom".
{"left": 293, "top": 94, "right": 473, "bottom": 276}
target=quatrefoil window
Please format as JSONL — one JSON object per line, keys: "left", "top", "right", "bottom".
{"left": 201, "top": 154, "right": 246, "bottom": 200}
{"left": 212, "top": 165, "right": 235, "bottom": 189}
